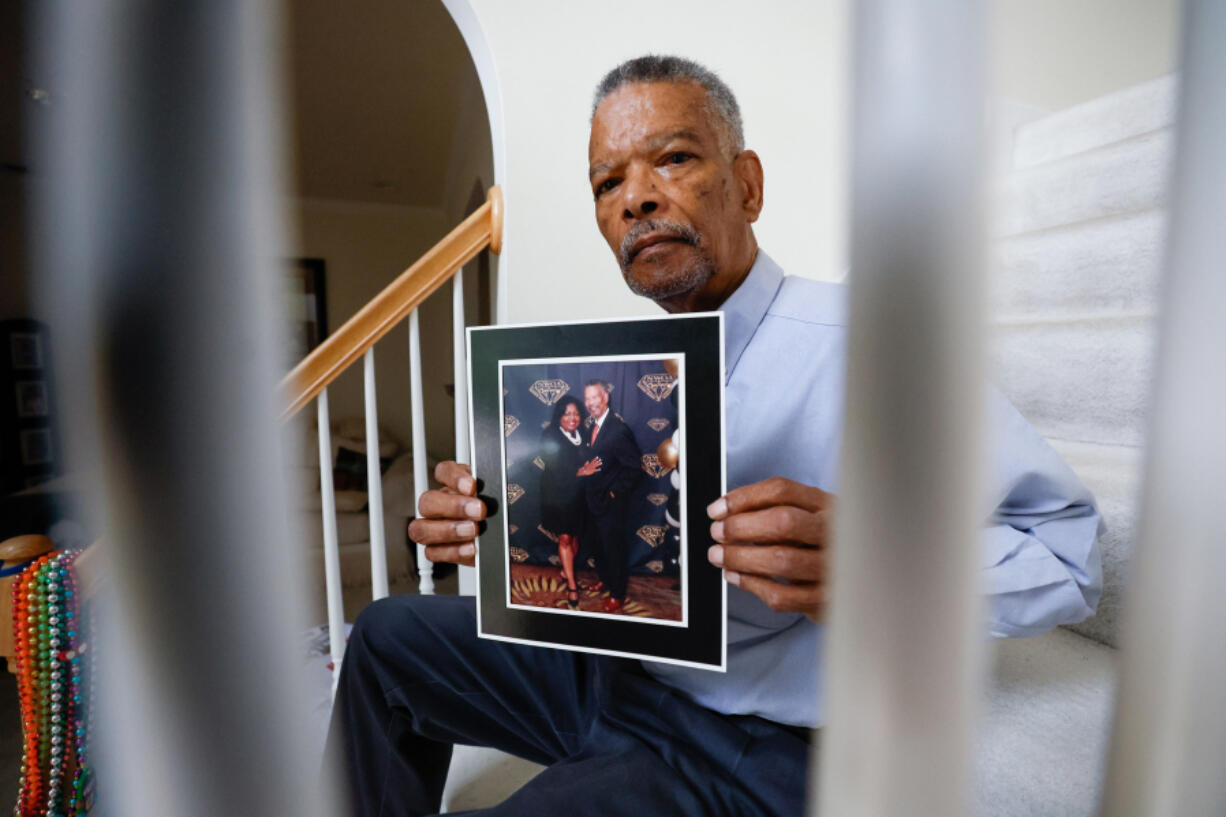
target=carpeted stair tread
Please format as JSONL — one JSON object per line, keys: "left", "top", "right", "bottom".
{"left": 991, "top": 315, "right": 1155, "bottom": 448}
{"left": 1013, "top": 74, "right": 1176, "bottom": 169}
{"left": 990, "top": 209, "right": 1165, "bottom": 320}
{"left": 997, "top": 129, "right": 1171, "bottom": 238}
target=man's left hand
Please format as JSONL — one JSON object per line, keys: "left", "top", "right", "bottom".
{"left": 707, "top": 477, "right": 833, "bottom": 622}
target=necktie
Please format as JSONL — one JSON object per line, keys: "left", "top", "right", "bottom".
{"left": 590, "top": 423, "right": 599, "bottom": 445}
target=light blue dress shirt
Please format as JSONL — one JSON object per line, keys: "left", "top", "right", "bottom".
{"left": 644, "top": 251, "right": 1103, "bottom": 728}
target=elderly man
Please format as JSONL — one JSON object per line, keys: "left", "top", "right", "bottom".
{"left": 328, "top": 56, "right": 1101, "bottom": 817}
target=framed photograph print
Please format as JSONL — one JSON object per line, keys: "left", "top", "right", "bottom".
{"left": 468, "top": 313, "right": 726, "bottom": 670}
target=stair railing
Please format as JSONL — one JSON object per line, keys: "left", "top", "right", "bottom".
{"left": 282, "top": 186, "right": 503, "bottom": 688}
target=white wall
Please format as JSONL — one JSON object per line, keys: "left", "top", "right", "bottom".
{"left": 990, "top": 0, "right": 1179, "bottom": 111}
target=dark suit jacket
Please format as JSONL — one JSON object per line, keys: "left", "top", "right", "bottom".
{"left": 581, "top": 412, "right": 642, "bottom": 516}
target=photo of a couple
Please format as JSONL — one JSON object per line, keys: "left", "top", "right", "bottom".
{"left": 500, "top": 358, "right": 683, "bottom": 623}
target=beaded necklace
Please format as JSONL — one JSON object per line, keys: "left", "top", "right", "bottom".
{"left": 11, "top": 549, "right": 94, "bottom": 817}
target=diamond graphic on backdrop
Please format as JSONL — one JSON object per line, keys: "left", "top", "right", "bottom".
{"left": 506, "top": 483, "right": 525, "bottom": 504}
{"left": 504, "top": 415, "right": 520, "bottom": 437}
{"left": 646, "top": 493, "right": 669, "bottom": 506}
{"left": 646, "top": 560, "right": 664, "bottom": 574}
{"left": 637, "top": 373, "right": 677, "bottom": 402}
{"left": 536, "top": 524, "right": 558, "bottom": 543}
{"left": 509, "top": 547, "right": 529, "bottom": 563}
{"left": 641, "top": 453, "right": 672, "bottom": 479}
{"left": 637, "top": 525, "right": 667, "bottom": 548}
{"left": 646, "top": 417, "right": 670, "bottom": 432}
{"left": 509, "top": 524, "right": 519, "bottom": 535}
{"left": 533, "top": 456, "right": 545, "bottom": 470}
{"left": 530, "top": 379, "right": 570, "bottom": 405}
{"left": 541, "top": 421, "right": 550, "bottom": 429}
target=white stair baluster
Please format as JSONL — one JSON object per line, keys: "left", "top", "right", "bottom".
{"left": 409, "top": 308, "right": 435, "bottom": 594}
{"left": 1101, "top": 2, "right": 1226, "bottom": 814}
{"left": 364, "top": 348, "right": 389, "bottom": 600}
{"left": 453, "top": 267, "right": 471, "bottom": 467}
{"left": 318, "top": 389, "right": 347, "bottom": 691}
{"left": 453, "top": 267, "right": 477, "bottom": 596}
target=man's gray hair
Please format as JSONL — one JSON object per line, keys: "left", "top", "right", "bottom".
{"left": 585, "top": 378, "right": 611, "bottom": 395}
{"left": 592, "top": 55, "right": 745, "bottom": 156}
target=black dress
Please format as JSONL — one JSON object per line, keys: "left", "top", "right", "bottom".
{"left": 538, "top": 425, "right": 586, "bottom": 536}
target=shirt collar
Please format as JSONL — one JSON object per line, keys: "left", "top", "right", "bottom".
{"left": 720, "top": 250, "right": 784, "bottom": 380}
{"left": 593, "top": 410, "right": 609, "bottom": 428}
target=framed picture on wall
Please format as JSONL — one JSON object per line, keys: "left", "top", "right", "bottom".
{"left": 283, "top": 258, "right": 328, "bottom": 368}
{"left": 10, "top": 332, "right": 43, "bottom": 370}
{"left": 20, "top": 428, "right": 53, "bottom": 466}
{"left": 467, "top": 314, "right": 726, "bottom": 670}
{"left": 15, "top": 381, "right": 49, "bottom": 419}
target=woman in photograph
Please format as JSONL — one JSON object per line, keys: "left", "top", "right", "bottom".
{"left": 539, "top": 395, "right": 601, "bottom": 608}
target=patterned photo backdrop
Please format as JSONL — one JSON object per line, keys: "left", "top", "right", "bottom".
{"left": 501, "top": 358, "right": 680, "bottom": 575}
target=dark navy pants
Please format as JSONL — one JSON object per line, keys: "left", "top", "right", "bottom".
{"left": 588, "top": 496, "right": 632, "bottom": 600}
{"left": 326, "top": 594, "right": 812, "bottom": 817}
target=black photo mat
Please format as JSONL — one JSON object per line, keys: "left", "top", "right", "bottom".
{"left": 468, "top": 314, "right": 726, "bottom": 670}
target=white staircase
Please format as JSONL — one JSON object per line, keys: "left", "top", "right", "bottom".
{"left": 975, "top": 75, "right": 1175, "bottom": 815}
{"left": 990, "top": 74, "right": 1173, "bottom": 652}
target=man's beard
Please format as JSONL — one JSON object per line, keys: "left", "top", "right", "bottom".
{"left": 618, "top": 219, "right": 715, "bottom": 301}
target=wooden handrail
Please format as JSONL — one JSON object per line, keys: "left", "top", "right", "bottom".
{"left": 280, "top": 185, "right": 504, "bottom": 419}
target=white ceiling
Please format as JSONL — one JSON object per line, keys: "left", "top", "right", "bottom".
{"left": 286, "top": 0, "right": 476, "bottom": 208}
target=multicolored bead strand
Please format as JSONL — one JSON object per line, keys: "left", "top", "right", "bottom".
{"left": 10, "top": 550, "right": 93, "bottom": 817}
{"left": 12, "top": 551, "right": 56, "bottom": 817}
{"left": 64, "top": 562, "right": 94, "bottom": 815}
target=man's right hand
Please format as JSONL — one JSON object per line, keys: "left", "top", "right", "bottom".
{"left": 407, "top": 461, "right": 484, "bottom": 567}
{"left": 576, "top": 457, "right": 602, "bottom": 477}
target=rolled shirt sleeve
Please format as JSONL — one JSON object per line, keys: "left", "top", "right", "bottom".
{"left": 980, "top": 387, "right": 1105, "bottom": 637}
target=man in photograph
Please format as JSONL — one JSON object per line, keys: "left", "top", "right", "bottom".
{"left": 328, "top": 55, "right": 1102, "bottom": 817}
{"left": 578, "top": 378, "right": 643, "bottom": 613}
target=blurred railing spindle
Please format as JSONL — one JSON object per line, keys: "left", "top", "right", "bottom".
{"left": 1100, "top": 1, "right": 1226, "bottom": 814}
{"left": 816, "top": 2, "right": 990, "bottom": 815}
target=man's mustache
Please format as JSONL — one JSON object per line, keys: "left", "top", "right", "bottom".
{"left": 619, "top": 220, "right": 701, "bottom": 269}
